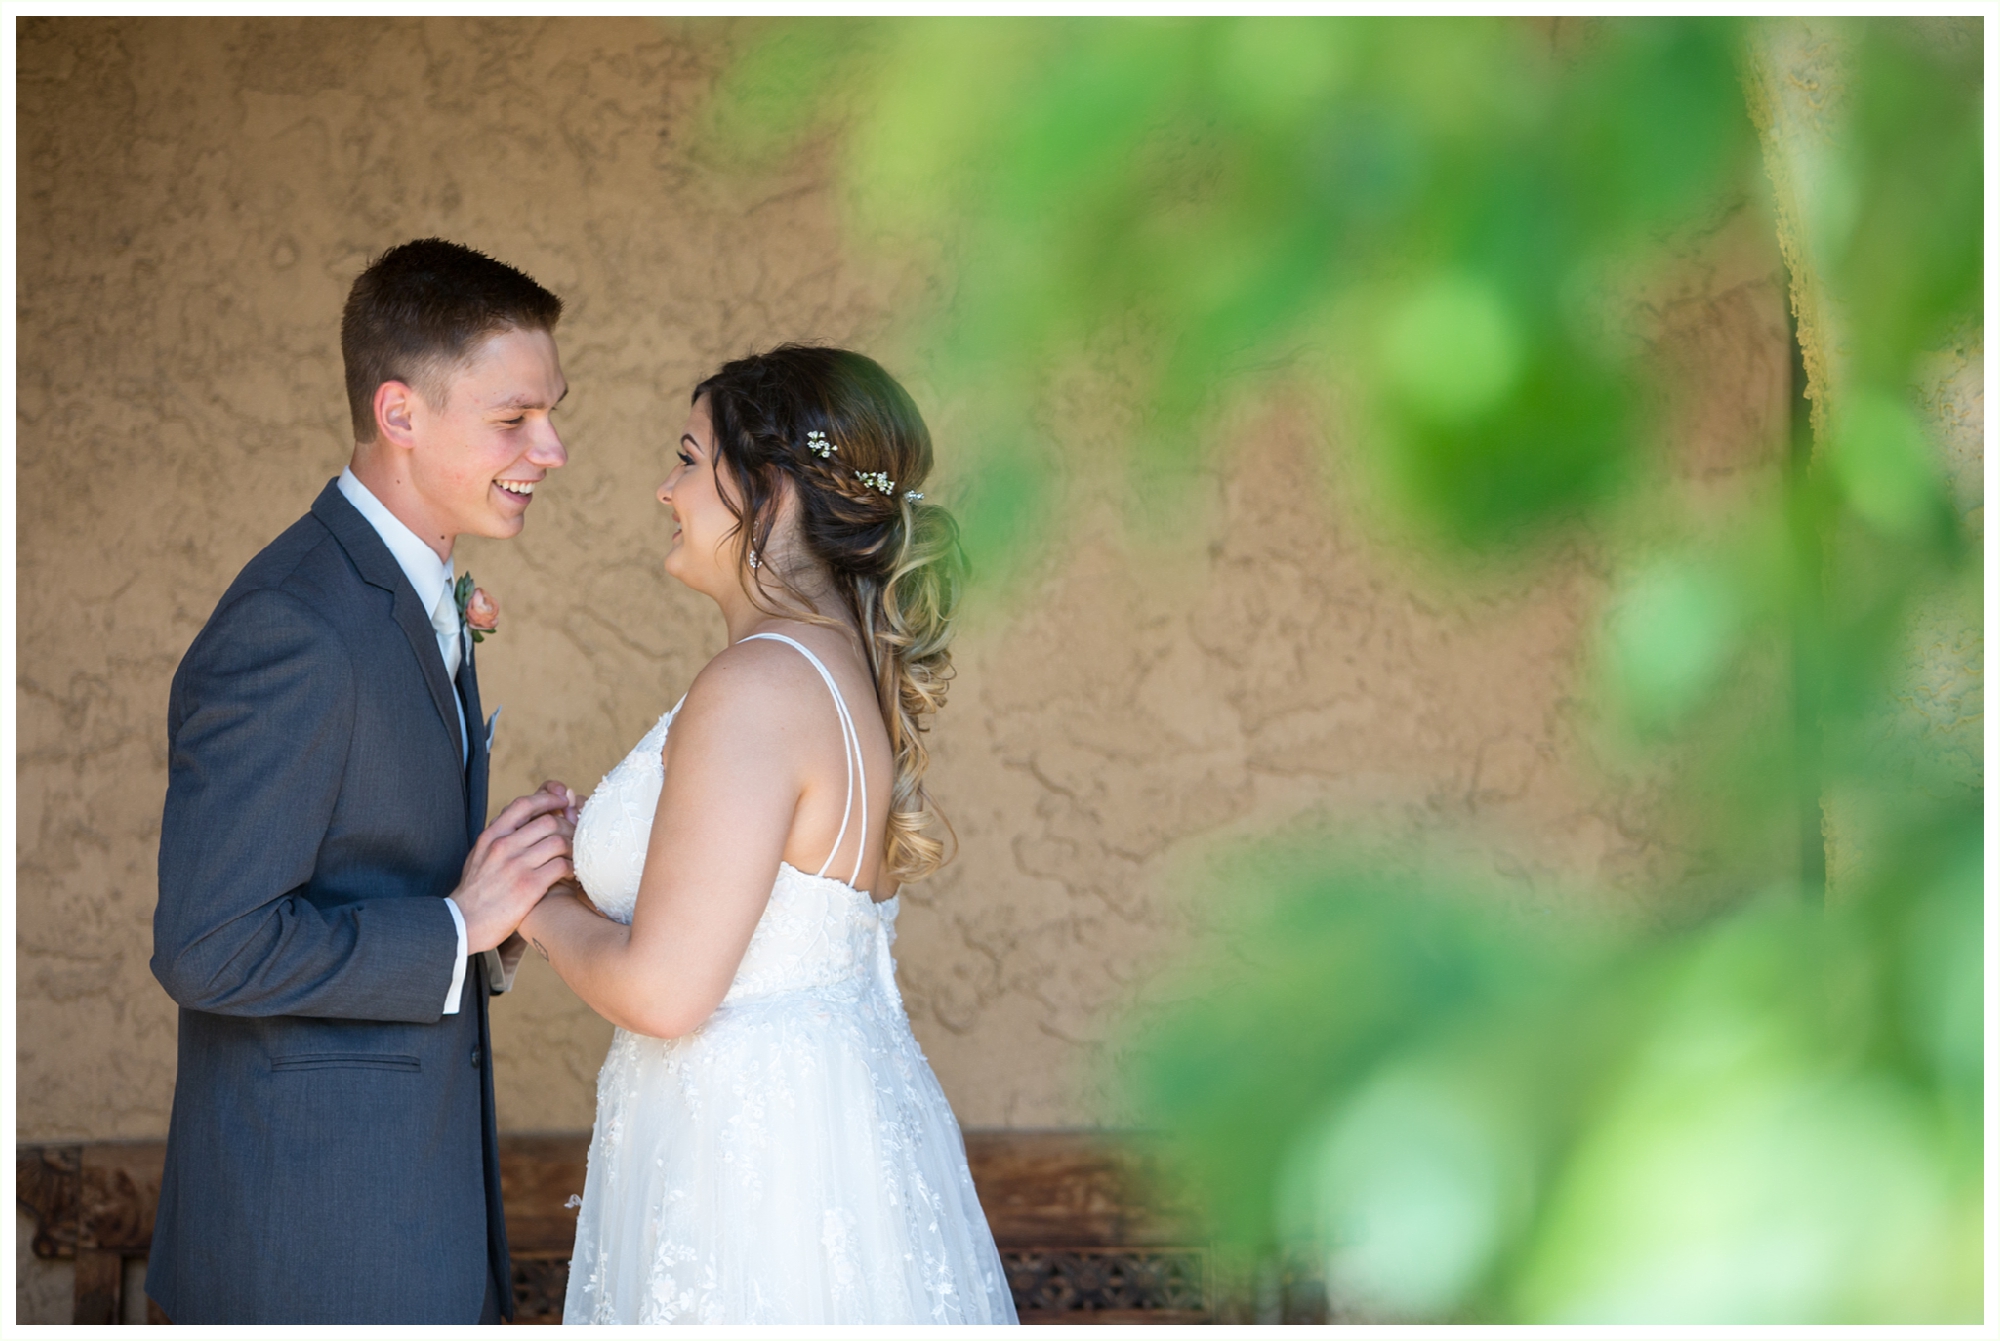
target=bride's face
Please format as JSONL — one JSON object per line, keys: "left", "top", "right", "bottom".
{"left": 658, "top": 394, "right": 740, "bottom": 596}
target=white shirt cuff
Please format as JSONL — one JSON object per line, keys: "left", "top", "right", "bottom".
{"left": 442, "top": 898, "right": 469, "bottom": 1015}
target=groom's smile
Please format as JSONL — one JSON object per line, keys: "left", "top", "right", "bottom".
{"left": 492, "top": 475, "right": 541, "bottom": 514}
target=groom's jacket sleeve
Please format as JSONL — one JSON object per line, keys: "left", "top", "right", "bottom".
{"left": 153, "top": 587, "right": 458, "bottom": 1022}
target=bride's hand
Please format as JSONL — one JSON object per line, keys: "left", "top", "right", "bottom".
{"left": 516, "top": 781, "right": 599, "bottom": 929}
{"left": 536, "top": 778, "right": 582, "bottom": 829}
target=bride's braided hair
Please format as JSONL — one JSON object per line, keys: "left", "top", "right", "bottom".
{"left": 694, "top": 344, "right": 966, "bottom": 883}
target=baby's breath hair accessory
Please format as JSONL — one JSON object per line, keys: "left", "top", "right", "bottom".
{"left": 856, "top": 470, "right": 895, "bottom": 495}
{"left": 806, "top": 430, "right": 836, "bottom": 459}
{"left": 904, "top": 490, "right": 924, "bottom": 502}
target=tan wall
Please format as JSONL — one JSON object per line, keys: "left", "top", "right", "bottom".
{"left": 15, "top": 17, "right": 1794, "bottom": 1145}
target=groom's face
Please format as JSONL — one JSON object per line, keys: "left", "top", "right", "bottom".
{"left": 408, "top": 325, "right": 569, "bottom": 543}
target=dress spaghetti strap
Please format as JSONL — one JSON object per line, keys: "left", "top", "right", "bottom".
{"left": 738, "top": 633, "right": 868, "bottom": 886}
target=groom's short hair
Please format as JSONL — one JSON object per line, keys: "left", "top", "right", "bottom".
{"left": 341, "top": 238, "right": 564, "bottom": 442}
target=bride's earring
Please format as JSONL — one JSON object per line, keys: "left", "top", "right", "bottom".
{"left": 748, "top": 547, "right": 761, "bottom": 570}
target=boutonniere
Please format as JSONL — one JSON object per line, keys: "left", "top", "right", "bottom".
{"left": 455, "top": 573, "right": 500, "bottom": 644}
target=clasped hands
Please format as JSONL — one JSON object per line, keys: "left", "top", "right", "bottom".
{"left": 449, "top": 780, "right": 588, "bottom": 960}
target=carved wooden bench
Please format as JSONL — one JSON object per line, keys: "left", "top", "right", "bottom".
{"left": 18, "top": 1130, "right": 1272, "bottom": 1324}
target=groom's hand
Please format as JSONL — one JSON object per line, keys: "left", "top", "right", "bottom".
{"left": 450, "top": 785, "right": 577, "bottom": 954}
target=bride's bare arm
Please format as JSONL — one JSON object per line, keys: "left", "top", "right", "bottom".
{"left": 518, "top": 641, "right": 812, "bottom": 1037}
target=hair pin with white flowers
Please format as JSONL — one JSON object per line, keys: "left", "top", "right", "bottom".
{"left": 904, "top": 490, "right": 923, "bottom": 502}
{"left": 806, "top": 430, "right": 836, "bottom": 459}
{"left": 856, "top": 470, "right": 894, "bottom": 495}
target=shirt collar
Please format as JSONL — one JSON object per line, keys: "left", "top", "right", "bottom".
{"left": 337, "top": 467, "right": 455, "bottom": 617}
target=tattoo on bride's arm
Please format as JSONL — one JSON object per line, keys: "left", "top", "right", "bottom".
{"left": 531, "top": 936, "right": 550, "bottom": 961}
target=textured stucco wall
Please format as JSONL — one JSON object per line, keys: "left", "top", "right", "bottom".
{"left": 16, "top": 17, "right": 1796, "bottom": 1146}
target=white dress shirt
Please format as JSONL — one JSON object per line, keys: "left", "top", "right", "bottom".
{"left": 337, "top": 467, "right": 471, "bottom": 1016}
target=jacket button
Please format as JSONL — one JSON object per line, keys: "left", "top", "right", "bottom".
{"left": 470, "top": 1048, "right": 483, "bottom": 1068}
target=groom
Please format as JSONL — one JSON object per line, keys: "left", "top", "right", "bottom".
{"left": 147, "top": 239, "right": 576, "bottom": 1323}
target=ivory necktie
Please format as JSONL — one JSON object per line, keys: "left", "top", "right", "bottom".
{"left": 430, "top": 584, "right": 463, "bottom": 683}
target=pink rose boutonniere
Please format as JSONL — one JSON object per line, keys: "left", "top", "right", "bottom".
{"left": 455, "top": 573, "right": 499, "bottom": 644}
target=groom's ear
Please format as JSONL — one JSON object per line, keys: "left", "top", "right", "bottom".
{"left": 373, "top": 379, "right": 421, "bottom": 450}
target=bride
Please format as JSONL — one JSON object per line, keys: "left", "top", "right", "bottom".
{"left": 519, "top": 345, "right": 1017, "bottom": 1325}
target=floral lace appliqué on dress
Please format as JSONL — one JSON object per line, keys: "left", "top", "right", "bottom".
{"left": 562, "top": 638, "right": 1017, "bottom": 1325}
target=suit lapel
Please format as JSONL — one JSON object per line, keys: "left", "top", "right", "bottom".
{"left": 310, "top": 480, "right": 468, "bottom": 764}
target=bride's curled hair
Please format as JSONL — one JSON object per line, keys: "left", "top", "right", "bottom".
{"left": 693, "top": 344, "right": 966, "bottom": 884}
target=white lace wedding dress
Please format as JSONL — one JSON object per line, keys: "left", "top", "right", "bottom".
{"left": 561, "top": 633, "right": 1017, "bottom": 1325}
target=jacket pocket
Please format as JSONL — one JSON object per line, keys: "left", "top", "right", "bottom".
{"left": 270, "top": 1052, "right": 421, "bottom": 1073}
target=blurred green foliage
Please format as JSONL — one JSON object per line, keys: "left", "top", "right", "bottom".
{"left": 701, "top": 16, "right": 1983, "bottom": 1322}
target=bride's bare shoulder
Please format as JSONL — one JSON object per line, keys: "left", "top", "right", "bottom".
{"left": 671, "top": 631, "right": 834, "bottom": 741}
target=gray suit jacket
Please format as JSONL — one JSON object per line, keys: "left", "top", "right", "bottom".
{"left": 146, "top": 480, "right": 506, "bottom": 1323}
